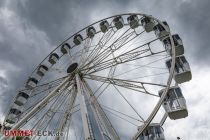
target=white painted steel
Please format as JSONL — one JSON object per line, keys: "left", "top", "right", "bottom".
{"left": 75, "top": 74, "right": 93, "bottom": 140}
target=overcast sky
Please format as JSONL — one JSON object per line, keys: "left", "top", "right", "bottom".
{"left": 0, "top": 0, "right": 210, "bottom": 139}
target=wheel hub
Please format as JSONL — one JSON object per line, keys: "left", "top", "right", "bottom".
{"left": 67, "top": 63, "right": 78, "bottom": 73}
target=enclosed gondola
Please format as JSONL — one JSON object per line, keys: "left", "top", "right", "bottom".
{"left": 159, "top": 86, "right": 188, "bottom": 120}
{"left": 127, "top": 14, "right": 139, "bottom": 29}
{"left": 4, "top": 125, "right": 11, "bottom": 130}
{"left": 61, "top": 43, "right": 71, "bottom": 54}
{"left": 14, "top": 92, "right": 29, "bottom": 106}
{"left": 6, "top": 105, "right": 22, "bottom": 124}
{"left": 153, "top": 21, "right": 169, "bottom": 41}
{"left": 163, "top": 34, "right": 184, "bottom": 56}
{"left": 141, "top": 16, "right": 155, "bottom": 32}
{"left": 86, "top": 26, "right": 96, "bottom": 38}
{"left": 113, "top": 16, "right": 124, "bottom": 30}
{"left": 73, "top": 34, "right": 83, "bottom": 45}
{"left": 48, "top": 53, "right": 59, "bottom": 65}
{"left": 6, "top": 113, "right": 18, "bottom": 124}
{"left": 166, "top": 55, "right": 192, "bottom": 83}
{"left": 25, "top": 77, "right": 38, "bottom": 89}
{"left": 138, "top": 123, "right": 165, "bottom": 140}
{"left": 37, "top": 65, "right": 48, "bottom": 77}
{"left": 100, "top": 20, "right": 109, "bottom": 33}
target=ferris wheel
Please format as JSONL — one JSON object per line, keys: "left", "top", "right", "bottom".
{"left": 0, "top": 13, "right": 192, "bottom": 140}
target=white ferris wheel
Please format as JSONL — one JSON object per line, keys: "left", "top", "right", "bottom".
{"left": 0, "top": 13, "right": 192, "bottom": 140}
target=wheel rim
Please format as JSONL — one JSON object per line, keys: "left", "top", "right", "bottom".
{"left": 2, "top": 13, "right": 176, "bottom": 140}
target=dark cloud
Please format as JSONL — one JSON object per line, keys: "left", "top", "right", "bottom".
{"left": 0, "top": 1, "right": 53, "bottom": 115}
{"left": 0, "top": 1, "right": 6, "bottom": 7}
{"left": 151, "top": 0, "right": 210, "bottom": 64}
{"left": 0, "top": 76, "right": 8, "bottom": 90}
{"left": 8, "top": 0, "right": 131, "bottom": 45}
{"left": 173, "top": 0, "right": 210, "bottom": 64}
{"left": 10, "top": 0, "right": 84, "bottom": 44}
{"left": 7, "top": 0, "right": 210, "bottom": 64}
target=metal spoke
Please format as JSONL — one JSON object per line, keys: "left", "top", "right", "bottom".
{"left": 84, "top": 75, "right": 166, "bottom": 97}
{"left": 81, "top": 28, "right": 135, "bottom": 70}
{"left": 79, "top": 38, "right": 92, "bottom": 66}
{"left": 32, "top": 91, "right": 70, "bottom": 133}
{"left": 112, "top": 85, "right": 145, "bottom": 122}
{"left": 103, "top": 108, "right": 138, "bottom": 127}
{"left": 82, "top": 36, "right": 165, "bottom": 74}
{"left": 101, "top": 104, "right": 143, "bottom": 123}
{"left": 96, "top": 83, "right": 111, "bottom": 99}
{"left": 114, "top": 56, "right": 169, "bottom": 78}
{"left": 22, "top": 82, "right": 73, "bottom": 117}
{"left": 55, "top": 87, "right": 77, "bottom": 140}
{"left": 25, "top": 82, "right": 73, "bottom": 132}
{"left": 1, "top": 77, "right": 71, "bottom": 138}
{"left": 128, "top": 72, "right": 169, "bottom": 81}
{"left": 89, "top": 31, "right": 142, "bottom": 69}
{"left": 90, "top": 30, "right": 137, "bottom": 66}
{"left": 81, "top": 29, "right": 116, "bottom": 68}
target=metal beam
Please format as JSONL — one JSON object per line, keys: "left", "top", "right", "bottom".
{"left": 160, "top": 113, "right": 168, "bottom": 126}
{"left": 75, "top": 74, "right": 93, "bottom": 140}
{"left": 82, "top": 79, "right": 120, "bottom": 140}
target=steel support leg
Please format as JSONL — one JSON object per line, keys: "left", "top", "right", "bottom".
{"left": 82, "top": 79, "right": 120, "bottom": 140}
{"left": 75, "top": 74, "right": 93, "bottom": 140}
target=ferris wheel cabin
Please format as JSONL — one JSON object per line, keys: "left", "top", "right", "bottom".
{"left": 163, "top": 34, "right": 184, "bottom": 56}
{"left": 73, "top": 34, "right": 83, "bottom": 45}
{"left": 100, "top": 20, "right": 109, "bottom": 33}
{"left": 141, "top": 16, "right": 155, "bottom": 33}
{"left": 6, "top": 104, "right": 22, "bottom": 124}
{"left": 61, "top": 43, "right": 71, "bottom": 54}
{"left": 159, "top": 86, "right": 188, "bottom": 120}
{"left": 14, "top": 92, "right": 29, "bottom": 106}
{"left": 48, "top": 53, "right": 59, "bottom": 65}
{"left": 37, "top": 65, "right": 48, "bottom": 77}
{"left": 3, "top": 125, "right": 11, "bottom": 130}
{"left": 153, "top": 21, "right": 169, "bottom": 41}
{"left": 138, "top": 123, "right": 165, "bottom": 140}
{"left": 25, "top": 77, "right": 38, "bottom": 89}
{"left": 86, "top": 26, "right": 96, "bottom": 38}
{"left": 166, "top": 55, "right": 192, "bottom": 84}
{"left": 6, "top": 111, "right": 19, "bottom": 124}
{"left": 113, "top": 16, "right": 124, "bottom": 30}
{"left": 127, "top": 14, "right": 139, "bottom": 29}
